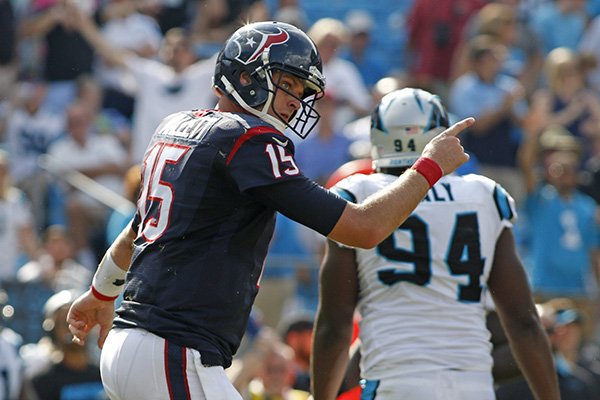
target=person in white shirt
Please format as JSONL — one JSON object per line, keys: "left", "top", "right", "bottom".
{"left": 71, "top": 5, "right": 216, "bottom": 163}
{"left": 47, "top": 101, "right": 128, "bottom": 269}
{"left": 94, "top": 0, "right": 163, "bottom": 119}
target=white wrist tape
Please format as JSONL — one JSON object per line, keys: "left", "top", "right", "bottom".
{"left": 91, "top": 252, "right": 127, "bottom": 301}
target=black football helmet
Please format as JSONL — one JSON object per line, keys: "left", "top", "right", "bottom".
{"left": 213, "top": 21, "right": 326, "bottom": 138}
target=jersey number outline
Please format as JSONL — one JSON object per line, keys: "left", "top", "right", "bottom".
{"left": 377, "top": 212, "right": 485, "bottom": 302}
{"left": 138, "top": 142, "right": 190, "bottom": 242}
{"left": 265, "top": 143, "right": 300, "bottom": 178}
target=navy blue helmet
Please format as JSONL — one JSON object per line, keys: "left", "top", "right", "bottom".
{"left": 213, "top": 21, "right": 326, "bottom": 138}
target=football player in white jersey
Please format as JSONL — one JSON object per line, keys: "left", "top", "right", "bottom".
{"left": 311, "top": 88, "right": 560, "bottom": 400}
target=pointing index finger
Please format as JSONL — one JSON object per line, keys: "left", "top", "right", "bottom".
{"left": 443, "top": 117, "right": 475, "bottom": 137}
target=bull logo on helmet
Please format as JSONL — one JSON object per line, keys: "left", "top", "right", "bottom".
{"left": 233, "top": 27, "right": 290, "bottom": 65}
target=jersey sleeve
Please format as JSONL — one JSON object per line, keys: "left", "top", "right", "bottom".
{"left": 465, "top": 174, "right": 518, "bottom": 227}
{"left": 248, "top": 177, "right": 347, "bottom": 236}
{"left": 330, "top": 173, "right": 373, "bottom": 204}
{"left": 226, "top": 129, "right": 305, "bottom": 192}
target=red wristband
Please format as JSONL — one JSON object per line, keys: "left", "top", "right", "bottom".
{"left": 91, "top": 285, "right": 119, "bottom": 301}
{"left": 411, "top": 157, "right": 443, "bottom": 188}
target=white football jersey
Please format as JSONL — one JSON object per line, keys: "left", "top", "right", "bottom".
{"left": 332, "top": 172, "right": 516, "bottom": 381}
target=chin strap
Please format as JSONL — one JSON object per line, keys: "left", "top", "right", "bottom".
{"left": 219, "top": 75, "right": 287, "bottom": 133}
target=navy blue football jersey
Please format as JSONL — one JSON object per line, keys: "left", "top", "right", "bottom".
{"left": 113, "top": 110, "right": 346, "bottom": 368}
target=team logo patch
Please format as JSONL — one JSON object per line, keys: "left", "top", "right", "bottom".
{"left": 232, "top": 27, "right": 290, "bottom": 65}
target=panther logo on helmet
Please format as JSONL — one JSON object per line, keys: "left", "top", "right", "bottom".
{"left": 232, "top": 27, "right": 290, "bottom": 65}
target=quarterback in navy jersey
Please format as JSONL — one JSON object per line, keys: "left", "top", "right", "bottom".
{"left": 115, "top": 109, "right": 347, "bottom": 368}
{"left": 66, "top": 21, "right": 472, "bottom": 399}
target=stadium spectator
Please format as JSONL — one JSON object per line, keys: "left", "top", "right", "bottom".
{"left": 406, "top": 0, "right": 485, "bottom": 101}
{"left": 307, "top": 18, "right": 371, "bottom": 130}
{"left": 496, "top": 300, "right": 600, "bottom": 400}
{"left": 528, "top": 0, "right": 588, "bottom": 56}
{"left": 579, "top": 13, "right": 600, "bottom": 93}
{"left": 7, "top": 225, "right": 90, "bottom": 345}
{"left": 449, "top": 34, "right": 528, "bottom": 204}
{"left": 5, "top": 80, "right": 64, "bottom": 231}
{"left": 549, "top": 302, "right": 600, "bottom": 389}
{"left": 0, "top": 0, "right": 17, "bottom": 104}
{"left": 452, "top": 1, "right": 544, "bottom": 98}
{"left": 152, "top": 0, "right": 187, "bottom": 35}
{"left": 18, "top": 0, "right": 96, "bottom": 113}
{"left": 190, "top": 0, "right": 268, "bottom": 58}
{"left": 17, "top": 225, "right": 91, "bottom": 293}
{"left": 272, "top": 0, "right": 309, "bottom": 31}
{"left": 580, "top": 134, "right": 600, "bottom": 205}
{"left": 231, "top": 328, "right": 310, "bottom": 400}
{"left": 0, "top": 149, "right": 40, "bottom": 284}
{"left": 72, "top": 7, "right": 216, "bottom": 163}
{"left": 75, "top": 76, "right": 132, "bottom": 154}
{"left": 519, "top": 123, "right": 600, "bottom": 343}
{"left": 93, "top": 0, "right": 163, "bottom": 121}
{"left": 24, "top": 289, "right": 107, "bottom": 400}
{"left": 47, "top": 101, "right": 129, "bottom": 269}
{"left": 191, "top": 0, "right": 268, "bottom": 43}
{"left": 528, "top": 47, "right": 600, "bottom": 165}
{"left": 341, "top": 10, "right": 386, "bottom": 89}
{"left": 281, "top": 316, "right": 313, "bottom": 393}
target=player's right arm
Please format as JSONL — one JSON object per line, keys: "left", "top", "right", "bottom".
{"left": 487, "top": 228, "right": 560, "bottom": 400}
{"left": 311, "top": 240, "right": 359, "bottom": 400}
{"left": 328, "top": 118, "right": 473, "bottom": 248}
{"left": 67, "top": 224, "right": 136, "bottom": 348}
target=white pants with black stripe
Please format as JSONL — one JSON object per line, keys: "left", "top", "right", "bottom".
{"left": 100, "top": 328, "right": 242, "bottom": 400}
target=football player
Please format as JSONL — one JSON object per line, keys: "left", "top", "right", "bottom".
{"left": 66, "top": 22, "right": 471, "bottom": 399}
{"left": 311, "top": 88, "right": 560, "bottom": 400}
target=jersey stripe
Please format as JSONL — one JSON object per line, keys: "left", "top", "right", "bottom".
{"left": 225, "top": 125, "right": 280, "bottom": 165}
{"left": 164, "top": 340, "right": 191, "bottom": 400}
{"left": 331, "top": 187, "right": 357, "bottom": 203}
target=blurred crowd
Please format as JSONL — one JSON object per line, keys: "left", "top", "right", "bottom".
{"left": 1, "top": 0, "right": 600, "bottom": 398}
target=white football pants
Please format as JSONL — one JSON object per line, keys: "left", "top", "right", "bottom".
{"left": 100, "top": 328, "right": 243, "bottom": 400}
{"left": 360, "top": 369, "right": 495, "bottom": 400}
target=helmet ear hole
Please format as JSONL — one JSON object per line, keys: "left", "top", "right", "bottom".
{"left": 239, "top": 72, "right": 252, "bottom": 86}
